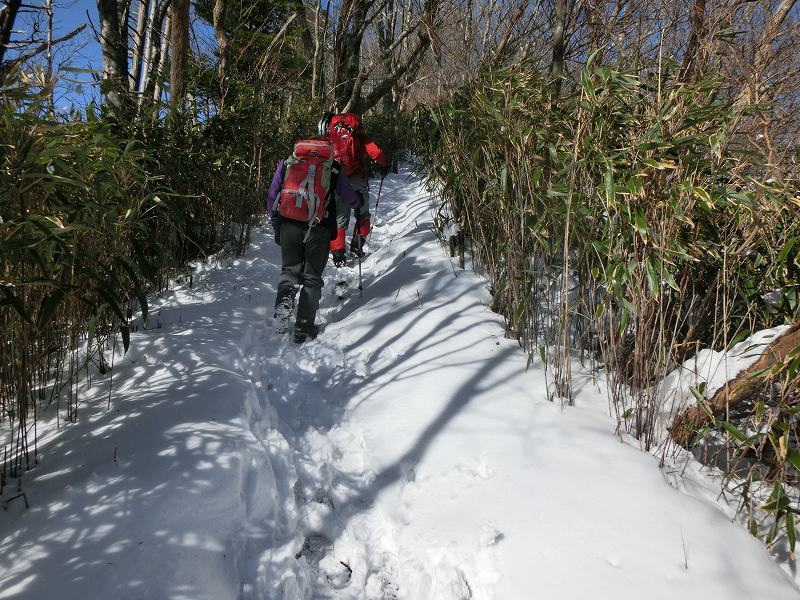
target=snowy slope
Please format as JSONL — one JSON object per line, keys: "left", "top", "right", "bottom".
{"left": 1, "top": 169, "right": 799, "bottom": 599}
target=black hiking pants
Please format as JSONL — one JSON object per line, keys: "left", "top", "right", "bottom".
{"left": 276, "top": 219, "right": 330, "bottom": 325}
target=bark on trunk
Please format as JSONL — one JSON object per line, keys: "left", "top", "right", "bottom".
{"left": 45, "top": 0, "right": 54, "bottom": 85}
{"left": 377, "top": 0, "right": 397, "bottom": 113}
{"left": 337, "top": 0, "right": 438, "bottom": 113}
{"left": 142, "top": 0, "right": 171, "bottom": 103}
{"left": 351, "top": 30, "right": 429, "bottom": 114}
{"left": 135, "top": 0, "right": 157, "bottom": 95}
{"left": 549, "top": 0, "right": 568, "bottom": 96}
{"left": 130, "top": 0, "right": 150, "bottom": 90}
{"left": 319, "top": 0, "right": 331, "bottom": 98}
{"left": 151, "top": 9, "right": 172, "bottom": 102}
{"left": 678, "top": 0, "right": 706, "bottom": 83}
{"left": 212, "top": 0, "right": 228, "bottom": 80}
{"left": 0, "top": 0, "right": 22, "bottom": 71}
{"left": 212, "top": 0, "right": 230, "bottom": 111}
{"left": 311, "top": 0, "right": 322, "bottom": 98}
{"left": 333, "top": 0, "right": 371, "bottom": 109}
{"left": 97, "top": 0, "right": 131, "bottom": 113}
{"left": 170, "top": 0, "right": 190, "bottom": 112}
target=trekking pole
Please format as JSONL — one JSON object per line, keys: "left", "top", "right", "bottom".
{"left": 358, "top": 249, "right": 363, "bottom": 298}
{"left": 367, "top": 175, "right": 385, "bottom": 244}
{"left": 355, "top": 206, "right": 364, "bottom": 298}
{"left": 375, "top": 174, "right": 385, "bottom": 214}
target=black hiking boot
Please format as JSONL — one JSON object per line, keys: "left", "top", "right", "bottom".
{"left": 332, "top": 249, "right": 346, "bottom": 268}
{"left": 293, "top": 320, "right": 319, "bottom": 344}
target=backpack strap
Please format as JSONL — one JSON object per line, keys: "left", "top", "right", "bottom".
{"left": 296, "top": 164, "right": 319, "bottom": 222}
{"left": 296, "top": 163, "right": 322, "bottom": 243}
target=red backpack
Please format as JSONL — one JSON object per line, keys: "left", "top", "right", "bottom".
{"left": 278, "top": 140, "right": 334, "bottom": 224}
{"left": 328, "top": 113, "right": 364, "bottom": 177}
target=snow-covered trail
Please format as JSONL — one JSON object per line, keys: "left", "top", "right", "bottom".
{"left": 1, "top": 169, "right": 798, "bottom": 599}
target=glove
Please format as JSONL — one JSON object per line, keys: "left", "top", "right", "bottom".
{"left": 332, "top": 249, "right": 346, "bottom": 267}
{"left": 272, "top": 220, "right": 281, "bottom": 245}
{"left": 355, "top": 214, "right": 371, "bottom": 237}
{"left": 380, "top": 166, "right": 389, "bottom": 178}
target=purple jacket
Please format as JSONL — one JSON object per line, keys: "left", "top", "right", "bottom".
{"left": 266, "top": 159, "right": 359, "bottom": 223}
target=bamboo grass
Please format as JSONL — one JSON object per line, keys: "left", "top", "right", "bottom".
{"left": 416, "top": 59, "right": 800, "bottom": 550}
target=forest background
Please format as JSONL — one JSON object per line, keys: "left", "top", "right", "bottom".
{"left": 1, "top": 0, "right": 800, "bottom": 559}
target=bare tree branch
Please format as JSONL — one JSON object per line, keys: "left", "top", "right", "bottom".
{"left": 5, "top": 23, "right": 86, "bottom": 70}
{"left": 352, "top": 30, "right": 430, "bottom": 113}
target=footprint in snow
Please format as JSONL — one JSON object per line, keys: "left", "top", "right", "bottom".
{"left": 296, "top": 533, "right": 359, "bottom": 593}
{"left": 479, "top": 525, "right": 504, "bottom": 547}
{"left": 400, "top": 459, "right": 416, "bottom": 483}
{"left": 364, "top": 572, "right": 400, "bottom": 599}
{"left": 319, "top": 554, "right": 352, "bottom": 589}
{"left": 454, "top": 458, "right": 494, "bottom": 480}
{"left": 295, "top": 533, "right": 333, "bottom": 564}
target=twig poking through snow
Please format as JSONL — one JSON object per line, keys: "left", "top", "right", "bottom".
{"left": 681, "top": 530, "right": 689, "bottom": 570}
{"left": 394, "top": 287, "right": 424, "bottom": 310}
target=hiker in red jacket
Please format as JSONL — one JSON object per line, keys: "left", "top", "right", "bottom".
{"left": 321, "top": 112, "right": 388, "bottom": 266}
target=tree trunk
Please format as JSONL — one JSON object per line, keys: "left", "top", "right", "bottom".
{"left": 311, "top": 0, "right": 322, "bottom": 98}
{"left": 142, "top": 0, "right": 171, "bottom": 103}
{"left": 744, "top": 0, "right": 798, "bottom": 102}
{"left": 170, "top": 0, "right": 190, "bottom": 112}
{"left": 130, "top": 0, "right": 150, "bottom": 90}
{"left": 336, "top": 0, "right": 439, "bottom": 113}
{"left": 479, "top": 0, "right": 498, "bottom": 58}
{"left": 351, "top": 31, "right": 429, "bottom": 114}
{"left": 212, "top": 0, "right": 229, "bottom": 110}
{"left": 97, "top": 0, "right": 131, "bottom": 113}
{"left": 678, "top": 0, "right": 706, "bottom": 83}
{"left": 0, "top": 0, "right": 22, "bottom": 71}
{"left": 333, "top": 0, "right": 371, "bottom": 109}
{"left": 135, "top": 0, "right": 157, "bottom": 95}
{"left": 463, "top": 0, "right": 472, "bottom": 76}
{"left": 377, "top": 0, "right": 397, "bottom": 113}
{"left": 45, "top": 0, "right": 54, "bottom": 107}
{"left": 319, "top": 0, "right": 331, "bottom": 99}
{"left": 151, "top": 9, "right": 172, "bottom": 102}
{"left": 490, "top": 1, "right": 528, "bottom": 68}
{"left": 286, "top": 0, "right": 315, "bottom": 58}
{"left": 212, "top": 0, "right": 228, "bottom": 80}
{"left": 549, "top": 0, "right": 568, "bottom": 96}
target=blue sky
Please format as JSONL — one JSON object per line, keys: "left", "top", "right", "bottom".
{"left": 8, "top": 0, "right": 103, "bottom": 110}
{"left": 59, "top": 0, "right": 101, "bottom": 111}
{"left": 44, "top": 0, "right": 216, "bottom": 70}
{"left": 32, "top": 0, "right": 215, "bottom": 111}
{"left": 46, "top": 0, "right": 101, "bottom": 68}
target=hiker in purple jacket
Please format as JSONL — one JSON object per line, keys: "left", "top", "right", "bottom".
{"left": 266, "top": 147, "right": 361, "bottom": 343}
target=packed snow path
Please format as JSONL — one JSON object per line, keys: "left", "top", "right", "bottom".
{"left": 1, "top": 169, "right": 799, "bottom": 599}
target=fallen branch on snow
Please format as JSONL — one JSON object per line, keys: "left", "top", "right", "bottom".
{"left": 669, "top": 321, "right": 800, "bottom": 447}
